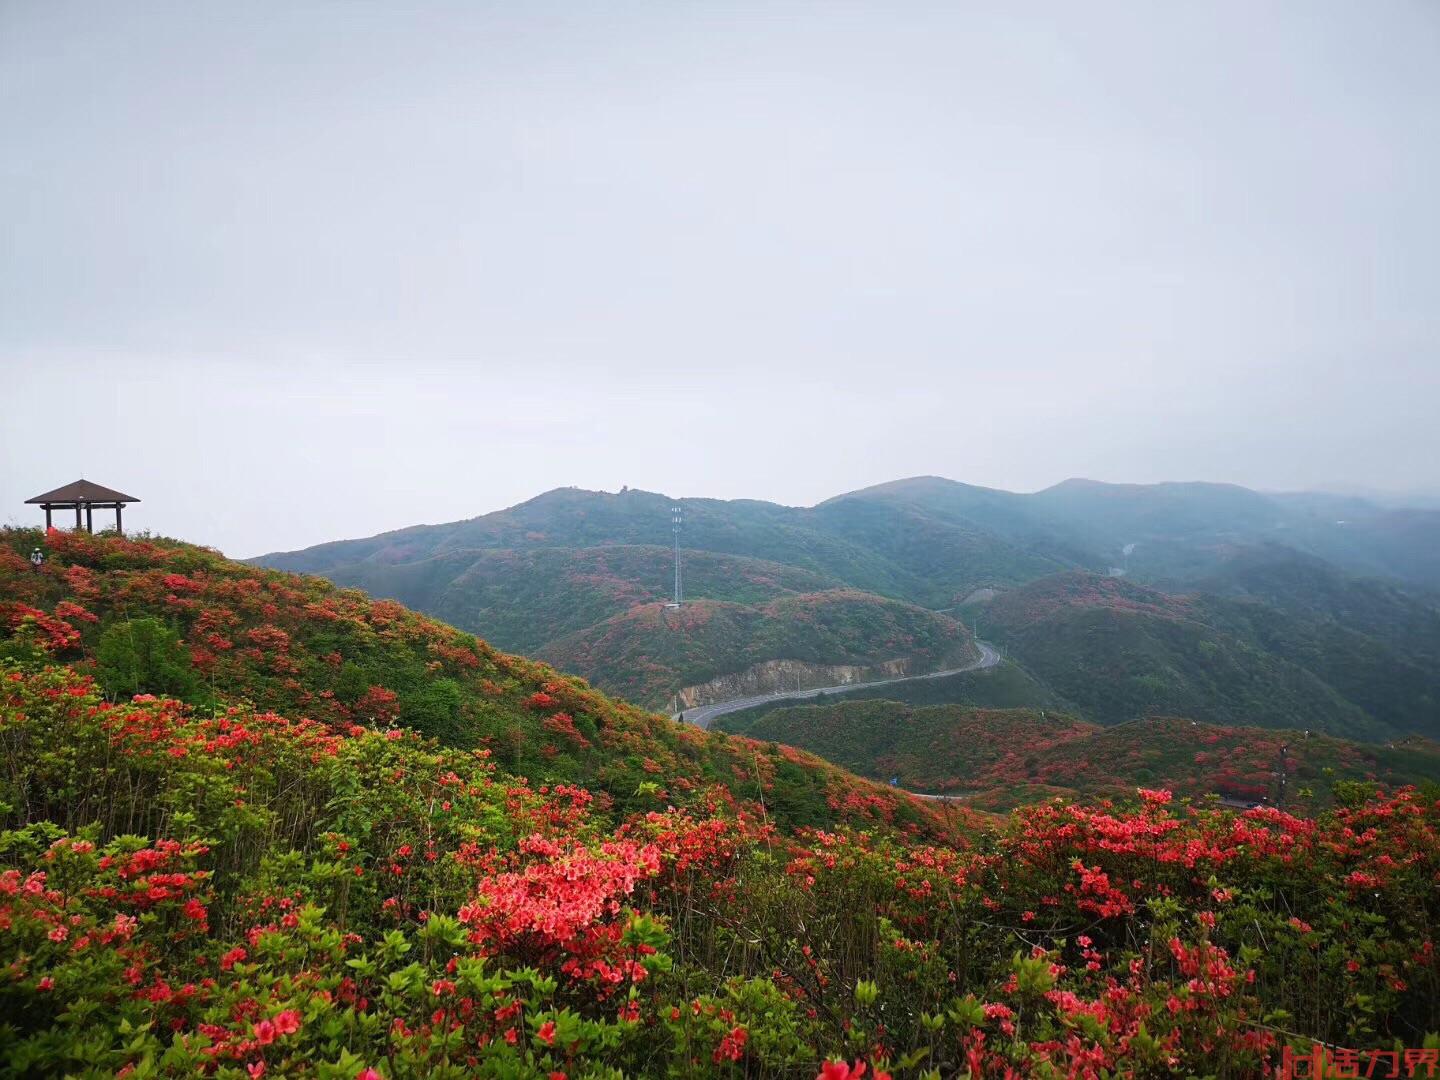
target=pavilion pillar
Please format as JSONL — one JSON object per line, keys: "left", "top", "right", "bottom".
{"left": 74, "top": 505, "right": 82, "bottom": 529}
{"left": 115, "top": 504, "right": 124, "bottom": 535}
{"left": 85, "top": 504, "right": 93, "bottom": 533}
{"left": 44, "top": 504, "right": 52, "bottom": 529}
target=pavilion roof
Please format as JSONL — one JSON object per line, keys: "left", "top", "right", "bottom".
{"left": 26, "top": 480, "right": 140, "bottom": 505}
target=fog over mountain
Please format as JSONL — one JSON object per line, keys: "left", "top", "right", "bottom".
{"left": 2, "top": 1, "right": 1437, "bottom": 557}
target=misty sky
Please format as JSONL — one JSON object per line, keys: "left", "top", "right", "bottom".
{"left": 2, "top": 2, "right": 1437, "bottom": 558}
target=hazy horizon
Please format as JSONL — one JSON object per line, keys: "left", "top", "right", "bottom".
{"left": 4, "top": 2, "right": 1437, "bottom": 556}
{"left": 7, "top": 468, "right": 1439, "bottom": 562}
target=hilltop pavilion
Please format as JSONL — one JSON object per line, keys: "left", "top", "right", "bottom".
{"left": 26, "top": 480, "right": 140, "bottom": 534}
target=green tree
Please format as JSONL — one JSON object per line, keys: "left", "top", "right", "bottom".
{"left": 1331, "top": 778, "right": 1381, "bottom": 809}
{"left": 401, "top": 677, "right": 467, "bottom": 744}
{"left": 96, "top": 618, "right": 197, "bottom": 701}
{"left": 334, "top": 660, "right": 370, "bottom": 704}
{"left": 0, "top": 623, "right": 45, "bottom": 665}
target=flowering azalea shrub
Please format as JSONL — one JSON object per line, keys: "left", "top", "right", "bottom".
{"left": 4, "top": 666, "right": 1438, "bottom": 1077}
{"left": 759, "top": 791, "right": 1440, "bottom": 1076}
{"left": 0, "top": 667, "right": 739, "bottom": 1077}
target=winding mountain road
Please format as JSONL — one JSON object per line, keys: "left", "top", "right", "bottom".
{"left": 674, "top": 641, "right": 1002, "bottom": 729}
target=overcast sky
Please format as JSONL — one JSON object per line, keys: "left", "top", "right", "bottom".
{"left": 2, "top": 2, "right": 1437, "bottom": 557}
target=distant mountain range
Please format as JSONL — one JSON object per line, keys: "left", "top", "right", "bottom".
{"left": 255, "top": 477, "right": 1440, "bottom": 737}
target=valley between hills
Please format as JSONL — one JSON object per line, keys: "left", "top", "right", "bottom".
{"left": 256, "top": 476, "right": 1440, "bottom": 749}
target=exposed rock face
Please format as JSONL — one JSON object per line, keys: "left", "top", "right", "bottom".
{"left": 676, "top": 656, "right": 916, "bottom": 710}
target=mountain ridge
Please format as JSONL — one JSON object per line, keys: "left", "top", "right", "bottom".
{"left": 252, "top": 476, "right": 1440, "bottom": 741}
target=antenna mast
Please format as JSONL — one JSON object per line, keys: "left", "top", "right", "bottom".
{"left": 670, "top": 505, "right": 684, "bottom": 606}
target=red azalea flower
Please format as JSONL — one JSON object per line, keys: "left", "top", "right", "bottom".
{"left": 713, "top": 1025, "right": 747, "bottom": 1063}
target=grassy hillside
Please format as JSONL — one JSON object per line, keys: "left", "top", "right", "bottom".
{"left": 1283, "top": 504, "right": 1440, "bottom": 588}
{"left": 261, "top": 481, "right": 1087, "bottom": 603}
{"left": 0, "top": 528, "right": 943, "bottom": 835}
{"left": 718, "top": 698, "right": 1440, "bottom": 811}
{"left": 1020, "top": 716, "right": 1440, "bottom": 808}
{"left": 255, "top": 488, "right": 1004, "bottom": 705}
{"left": 1191, "top": 543, "right": 1440, "bottom": 659}
{"left": 827, "top": 475, "right": 1440, "bottom": 590}
{"left": 323, "top": 545, "right": 842, "bottom": 655}
{"left": 1188, "top": 548, "right": 1440, "bottom": 733}
{"left": 719, "top": 701, "right": 1097, "bottom": 794}
{"left": 1199, "top": 594, "right": 1440, "bottom": 738}
{"left": 715, "top": 660, "right": 1062, "bottom": 728}
{"left": 258, "top": 479, "right": 1440, "bottom": 595}
{"left": 976, "top": 572, "right": 1438, "bottom": 740}
{"left": 1028, "top": 478, "right": 1288, "bottom": 565}
{"left": 537, "top": 590, "right": 976, "bottom": 709}
{"left": 711, "top": 636, "right": 1426, "bottom": 810}
{"left": 259, "top": 482, "right": 1094, "bottom": 608}
{"left": 259, "top": 487, "right": 920, "bottom": 599}
{"left": 805, "top": 495, "right": 1079, "bottom": 606}
{"left": 1028, "top": 478, "right": 1440, "bottom": 589}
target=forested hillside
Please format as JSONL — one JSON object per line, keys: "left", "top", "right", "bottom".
{"left": 255, "top": 479, "right": 1440, "bottom": 743}
{"left": 537, "top": 591, "right": 975, "bottom": 710}
{"left": 973, "top": 572, "right": 1440, "bottom": 739}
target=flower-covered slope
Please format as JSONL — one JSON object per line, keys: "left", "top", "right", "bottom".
{"left": 0, "top": 528, "right": 942, "bottom": 835}
{"left": 2, "top": 666, "right": 1438, "bottom": 1077}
